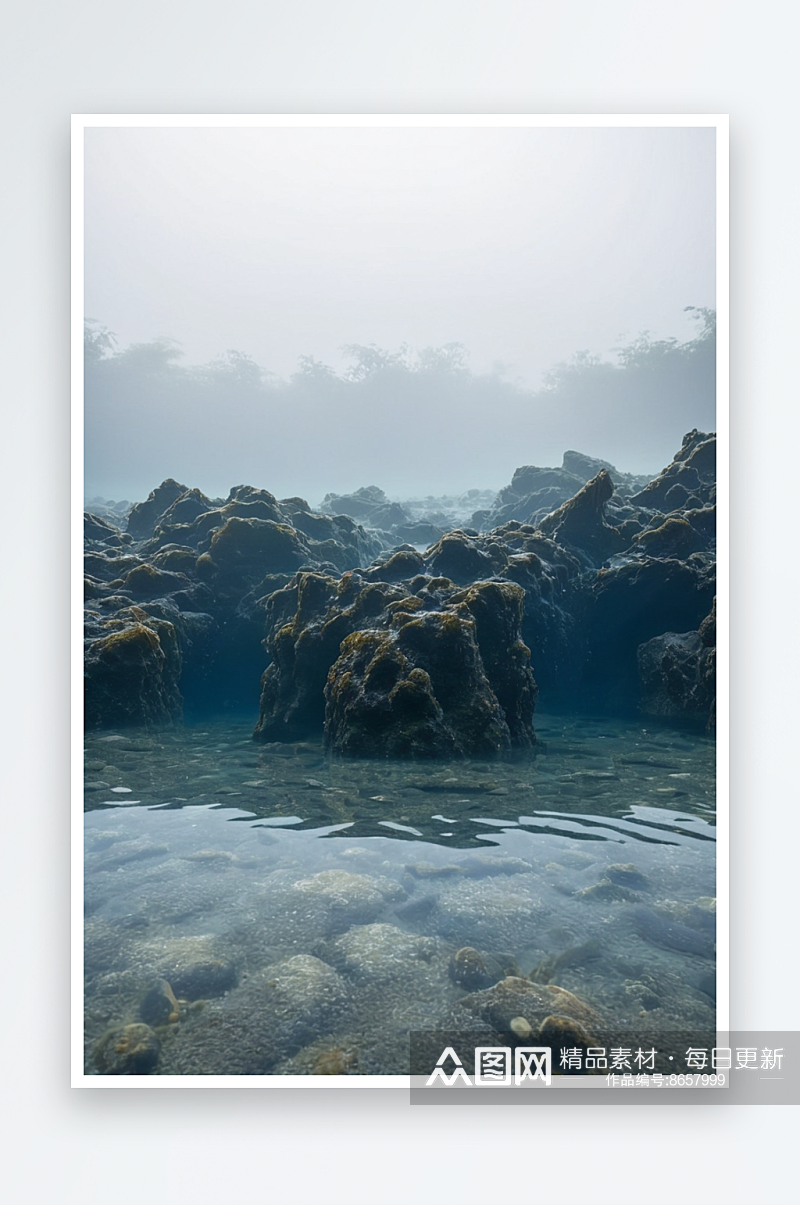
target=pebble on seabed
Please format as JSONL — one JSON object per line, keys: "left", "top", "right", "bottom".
{"left": 140, "top": 979, "right": 181, "bottom": 1026}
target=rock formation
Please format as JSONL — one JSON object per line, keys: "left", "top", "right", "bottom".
{"left": 84, "top": 431, "right": 718, "bottom": 740}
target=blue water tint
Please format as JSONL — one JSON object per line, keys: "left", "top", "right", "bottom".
{"left": 84, "top": 712, "right": 716, "bottom": 1075}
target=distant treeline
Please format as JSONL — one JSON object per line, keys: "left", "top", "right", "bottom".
{"left": 84, "top": 309, "right": 715, "bottom": 501}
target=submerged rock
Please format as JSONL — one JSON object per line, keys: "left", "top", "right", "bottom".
{"left": 325, "top": 923, "right": 436, "bottom": 982}
{"left": 164, "top": 955, "right": 350, "bottom": 1075}
{"left": 457, "top": 976, "right": 598, "bottom": 1035}
{"left": 449, "top": 947, "right": 496, "bottom": 991}
{"left": 537, "top": 1014, "right": 594, "bottom": 1063}
{"left": 290, "top": 869, "right": 393, "bottom": 930}
{"left": 630, "top": 905, "right": 715, "bottom": 959}
{"left": 93, "top": 1023, "right": 160, "bottom": 1074}
{"left": 140, "top": 979, "right": 180, "bottom": 1026}
{"left": 168, "top": 959, "right": 238, "bottom": 1001}
{"left": 632, "top": 516, "right": 702, "bottom": 560}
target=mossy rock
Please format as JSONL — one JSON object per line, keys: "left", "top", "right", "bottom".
{"left": 324, "top": 607, "right": 524, "bottom": 758}
{"left": 201, "top": 517, "right": 309, "bottom": 585}
{"left": 93, "top": 1023, "right": 160, "bottom": 1074}
{"left": 121, "top": 562, "right": 191, "bottom": 600}
{"left": 632, "top": 516, "right": 701, "bottom": 559}
{"left": 366, "top": 549, "right": 426, "bottom": 583}
{"left": 84, "top": 620, "right": 183, "bottom": 728}
{"left": 126, "top": 479, "right": 187, "bottom": 540}
{"left": 425, "top": 532, "right": 498, "bottom": 584}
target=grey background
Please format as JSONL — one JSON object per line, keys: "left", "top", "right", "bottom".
{"left": 4, "top": 0, "right": 798, "bottom": 1199}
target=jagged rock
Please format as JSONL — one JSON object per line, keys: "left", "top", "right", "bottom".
{"left": 492, "top": 526, "right": 584, "bottom": 700}
{"left": 126, "top": 478, "right": 188, "bottom": 539}
{"left": 88, "top": 434, "right": 716, "bottom": 732}
{"left": 393, "top": 521, "right": 443, "bottom": 546}
{"left": 322, "top": 582, "right": 535, "bottom": 757}
{"left": 84, "top": 550, "right": 144, "bottom": 584}
{"left": 86, "top": 477, "right": 389, "bottom": 726}
{"left": 449, "top": 580, "right": 538, "bottom": 745}
{"left": 480, "top": 466, "right": 584, "bottom": 529}
{"left": 120, "top": 563, "right": 193, "bottom": 600}
{"left": 84, "top": 511, "right": 131, "bottom": 547}
{"left": 85, "top": 496, "right": 133, "bottom": 523}
{"left": 477, "top": 453, "right": 651, "bottom": 532}
{"left": 561, "top": 450, "right": 615, "bottom": 479}
{"left": 685, "top": 505, "right": 717, "bottom": 548}
{"left": 254, "top": 572, "right": 351, "bottom": 740}
{"left": 151, "top": 546, "right": 198, "bottom": 574}
{"left": 365, "top": 549, "right": 426, "bottom": 582}
{"left": 537, "top": 470, "right": 625, "bottom": 565}
{"left": 320, "top": 485, "right": 388, "bottom": 521}
{"left": 631, "top": 431, "right": 716, "bottom": 511}
{"left": 370, "top": 501, "right": 410, "bottom": 529}
{"left": 698, "top": 596, "right": 716, "bottom": 646}
{"left": 153, "top": 487, "right": 215, "bottom": 536}
{"left": 502, "top": 465, "right": 584, "bottom": 505}
{"left": 324, "top": 613, "right": 513, "bottom": 758}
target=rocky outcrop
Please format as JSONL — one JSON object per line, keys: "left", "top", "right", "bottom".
{"left": 583, "top": 557, "right": 716, "bottom": 712}
{"left": 631, "top": 430, "right": 716, "bottom": 511}
{"left": 84, "top": 609, "right": 182, "bottom": 728}
{"left": 537, "top": 469, "right": 626, "bottom": 566}
{"left": 476, "top": 451, "right": 651, "bottom": 531}
{"left": 638, "top": 597, "right": 716, "bottom": 730}
{"left": 256, "top": 571, "right": 537, "bottom": 757}
{"left": 84, "top": 480, "right": 386, "bottom": 724}
{"left": 85, "top": 429, "right": 717, "bottom": 737}
{"left": 126, "top": 478, "right": 188, "bottom": 539}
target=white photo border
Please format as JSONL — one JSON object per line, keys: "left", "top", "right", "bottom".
{"left": 72, "top": 112, "right": 728, "bottom": 1088}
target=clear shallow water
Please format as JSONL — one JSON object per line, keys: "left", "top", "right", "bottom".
{"left": 84, "top": 713, "right": 716, "bottom": 1075}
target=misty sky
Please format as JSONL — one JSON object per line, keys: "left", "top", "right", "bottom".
{"left": 83, "top": 123, "right": 716, "bottom": 501}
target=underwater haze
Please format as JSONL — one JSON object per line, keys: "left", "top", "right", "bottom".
{"left": 84, "top": 124, "right": 715, "bottom": 504}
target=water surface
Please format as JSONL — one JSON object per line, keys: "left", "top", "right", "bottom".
{"left": 84, "top": 712, "right": 716, "bottom": 1075}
